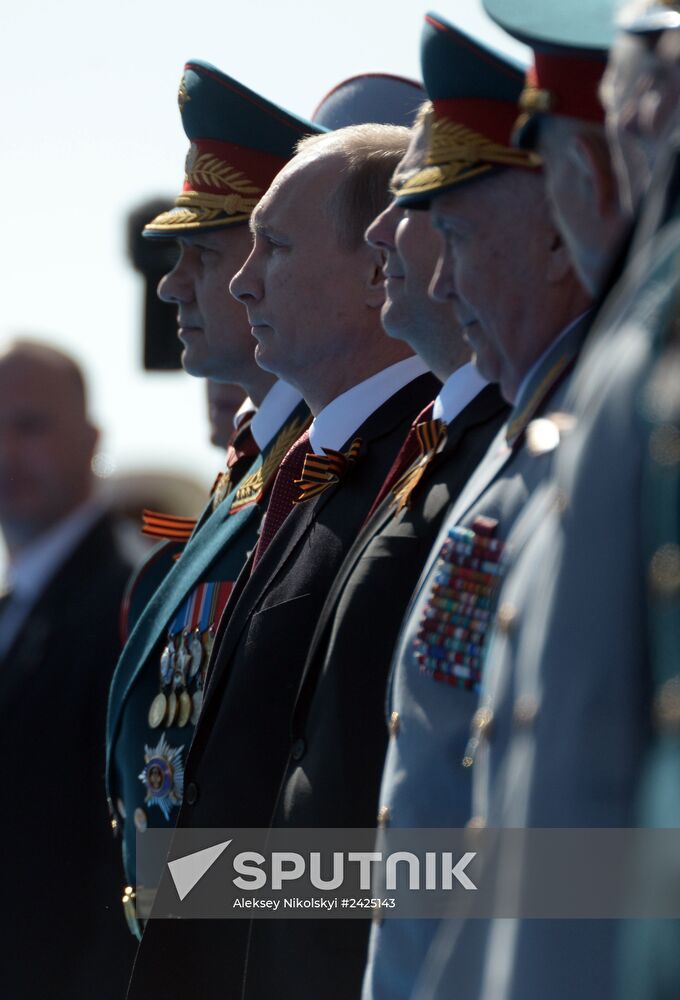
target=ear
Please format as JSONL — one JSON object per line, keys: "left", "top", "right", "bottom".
{"left": 570, "top": 132, "right": 618, "bottom": 218}
{"left": 363, "top": 244, "right": 386, "bottom": 309}
{"left": 544, "top": 226, "right": 573, "bottom": 284}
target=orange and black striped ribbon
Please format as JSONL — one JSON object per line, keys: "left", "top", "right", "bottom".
{"left": 293, "top": 438, "right": 362, "bottom": 503}
{"left": 141, "top": 509, "right": 197, "bottom": 542}
{"left": 392, "top": 418, "right": 446, "bottom": 512}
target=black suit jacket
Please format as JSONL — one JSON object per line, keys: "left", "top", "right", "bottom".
{"left": 126, "top": 372, "right": 440, "bottom": 1000}
{"left": 241, "top": 384, "right": 509, "bottom": 1000}
{"left": 0, "top": 512, "right": 137, "bottom": 999}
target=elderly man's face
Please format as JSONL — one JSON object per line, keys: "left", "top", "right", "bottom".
{"left": 429, "top": 169, "right": 560, "bottom": 401}
{"left": 600, "top": 33, "right": 657, "bottom": 214}
{"left": 0, "top": 357, "right": 97, "bottom": 539}
{"left": 230, "top": 151, "right": 383, "bottom": 408}
{"left": 157, "top": 225, "right": 255, "bottom": 380}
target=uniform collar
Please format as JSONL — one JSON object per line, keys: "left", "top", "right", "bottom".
{"left": 506, "top": 311, "right": 593, "bottom": 446}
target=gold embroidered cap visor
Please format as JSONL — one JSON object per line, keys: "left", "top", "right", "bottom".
{"left": 143, "top": 60, "right": 325, "bottom": 238}
{"left": 395, "top": 103, "right": 541, "bottom": 207}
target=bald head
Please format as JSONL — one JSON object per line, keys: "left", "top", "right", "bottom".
{"left": 0, "top": 340, "right": 98, "bottom": 553}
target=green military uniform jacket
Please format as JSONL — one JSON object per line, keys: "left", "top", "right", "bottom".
{"left": 105, "top": 402, "right": 310, "bottom": 917}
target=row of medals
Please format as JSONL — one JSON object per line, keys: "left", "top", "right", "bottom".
{"left": 148, "top": 627, "right": 216, "bottom": 731}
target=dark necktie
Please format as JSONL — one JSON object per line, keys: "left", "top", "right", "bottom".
{"left": 211, "top": 420, "right": 259, "bottom": 509}
{"left": 364, "top": 401, "right": 444, "bottom": 523}
{"left": 250, "top": 431, "right": 311, "bottom": 571}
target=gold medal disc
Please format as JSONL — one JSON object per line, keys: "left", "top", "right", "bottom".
{"left": 191, "top": 689, "right": 203, "bottom": 726}
{"left": 164, "top": 691, "right": 178, "bottom": 727}
{"left": 148, "top": 692, "right": 168, "bottom": 729}
{"left": 177, "top": 691, "right": 192, "bottom": 728}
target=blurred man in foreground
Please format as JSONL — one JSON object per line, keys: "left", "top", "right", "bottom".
{"left": 0, "top": 340, "right": 136, "bottom": 998}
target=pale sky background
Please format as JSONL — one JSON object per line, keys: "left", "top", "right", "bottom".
{"left": 3, "top": 0, "right": 528, "bottom": 501}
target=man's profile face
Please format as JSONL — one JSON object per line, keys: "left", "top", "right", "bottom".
{"left": 429, "top": 170, "right": 555, "bottom": 401}
{"left": 157, "top": 225, "right": 255, "bottom": 380}
{"left": 0, "top": 357, "right": 97, "bottom": 538}
{"left": 365, "top": 124, "right": 450, "bottom": 345}
{"left": 229, "top": 151, "right": 382, "bottom": 396}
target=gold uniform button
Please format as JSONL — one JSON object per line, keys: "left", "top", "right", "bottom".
{"left": 525, "top": 418, "right": 561, "bottom": 456}
{"left": 388, "top": 712, "right": 400, "bottom": 737}
{"left": 513, "top": 694, "right": 539, "bottom": 728}
{"left": 110, "top": 816, "right": 118, "bottom": 835}
{"left": 377, "top": 805, "right": 391, "bottom": 828}
{"left": 654, "top": 677, "right": 680, "bottom": 733}
{"left": 466, "top": 815, "right": 487, "bottom": 830}
{"left": 649, "top": 544, "right": 680, "bottom": 598}
{"left": 553, "top": 489, "right": 569, "bottom": 515}
{"left": 496, "top": 603, "right": 517, "bottom": 634}
{"left": 649, "top": 426, "right": 680, "bottom": 467}
{"left": 471, "top": 707, "right": 494, "bottom": 737}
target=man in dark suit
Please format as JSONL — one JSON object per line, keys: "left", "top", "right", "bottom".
{"left": 0, "top": 340, "right": 136, "bottom": 998}
{"left": 126, "top": 122, "right": 440, "bottom": 1000}
{"left": 238, "top": 104, "right": 508, "bottom": 1000}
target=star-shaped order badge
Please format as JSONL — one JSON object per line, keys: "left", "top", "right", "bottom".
{"left": 138, "top": 734, "right": 185, "bottom": 821}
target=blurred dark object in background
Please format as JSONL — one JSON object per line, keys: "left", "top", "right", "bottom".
{"left": 127, "top": 198, "right": 181, "bottom": 370}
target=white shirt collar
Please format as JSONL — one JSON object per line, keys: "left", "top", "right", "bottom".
{"left": 514, "top": 312, "right": 591, "bottom": 410}
{"left": 432, "top": 362, "right": 489, "bottom": 423}
{"left": 233, "top": 396, "right": 256, "bottom": 430}
{"left": 249, "top": 381, "right": 303, "bottom": 452}
{"left": 7, "top": 499, "right": 103, "bottom": 603}
{"left": 309, "top": 356, "right": 431, "bottom": 455}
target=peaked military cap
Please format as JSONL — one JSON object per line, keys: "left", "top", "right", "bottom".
{"left": 395, "top": 11, "right": 540, "bottom": 206}
{"left": 618, "top": 0, "right": 680, "bottom": 33}
{"left": 312, "top": 73, "right": 426, "bottom": 128}
{"left": 483, "top": 0, "right": 616, "bottom": 146}
{"left": 144, "top": 61, "right": 324, "bottom": 237}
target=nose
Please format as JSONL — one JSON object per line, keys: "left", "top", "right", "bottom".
{"left": 229, "top": 246, "right": 261, "bottom": 304}
{"left": 157, "top": 247, "right": 195, "bottom": 305}
{"left": 429, "top": 242, "right": 456, "bottom": 303}
{"left": 365, "top": 200, "right": 399, "bottom": 251}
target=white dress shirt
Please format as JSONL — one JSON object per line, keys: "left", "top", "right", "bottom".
{"left": 432, "top": 362, "right": 489, "bottom": 424}
{"left": 309, "top": 356, "right": 431, "bottom": 455}
{"left": 249, "top": 381, "right": 303, "bottom": 452}
{"left": 0, "top": 500, "right": 103, "bottom": 658}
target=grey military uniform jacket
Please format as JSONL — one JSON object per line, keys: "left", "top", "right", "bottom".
{"left": 419, "top": 213, "right": 680, "bottom": 1000}
{"left": 362, "top": 314, "right": 592, "bottom": 1000}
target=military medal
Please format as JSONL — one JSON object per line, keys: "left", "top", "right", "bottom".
{"left": 148, "top": 581, "right": 233, "bottom": 735}
{"left": 138, "top": 734, "right": 185, "bottom": 821}
{"left": 148, "top": 692, "right": 168, "bottom": 729}
{"left": 414, "top": 519, "right": 506, "bottom": 691}
{"left": 164, "top": 690, "right": 178, "bottom": 726}
{"left": 188, "top": 628, "right": 203, "bottom": 678}
{"left": 159, "top": 639, "right": 176, "bottom": 685}
{"left": 177, "top": 690, "right": 192, "bottom": 728}
{"left": 191, "top": 689, "right": 203, "bottom": 726}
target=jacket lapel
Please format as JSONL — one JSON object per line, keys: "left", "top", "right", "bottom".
{"left": 292, "top": 383, "right": 507, "bottom": 718}
{"left": 201, "top": 372, "right": 441, "bottom": 708}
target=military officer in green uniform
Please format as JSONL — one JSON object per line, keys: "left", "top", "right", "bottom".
{"left": 105, "top": 60, "right": 322, "bottom": 936}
